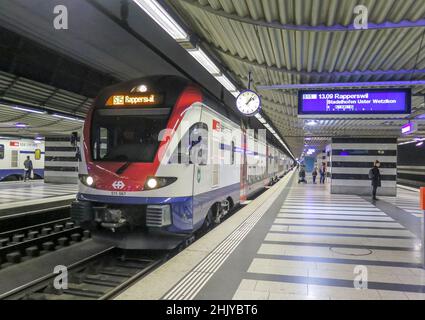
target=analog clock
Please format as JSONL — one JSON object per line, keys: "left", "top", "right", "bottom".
{"left": 236, "top": 90, "right": 261, "bottom": 116}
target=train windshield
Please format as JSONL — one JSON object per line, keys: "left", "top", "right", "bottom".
{"left": 91, "top": 108, "right": 170, "bottom": 162}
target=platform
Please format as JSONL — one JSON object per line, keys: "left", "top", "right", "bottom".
{"left": 116, "top": 171, "right": 425, "bottom": 300}
{"left": 0, "top": 181, "right": 77, "bottom": 218}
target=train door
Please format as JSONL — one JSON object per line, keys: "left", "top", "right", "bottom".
{"left": 211, "top": 120, "right": 221, "bottom": 188}
{"left": 240, "top": 126, "right": 248, "bottom": 202}
{"left": 189, "top": 111, "right": 209, "bottom": 228}
{"left": 11, "top": 150, "right": 18, "bottom": 169}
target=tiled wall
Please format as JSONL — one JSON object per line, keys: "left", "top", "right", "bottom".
{"left": 330, "top": 137, "right": 397, "bottom": 196}
{"left": 44, "top": 136, "right": 79, "bottom": 184}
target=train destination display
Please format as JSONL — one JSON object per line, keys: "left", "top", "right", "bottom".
{"left": 106, "top": 94, "right": 164, "bottom": 107}
{"left": 298, "top": 89, "right": 411, "bottom": 115}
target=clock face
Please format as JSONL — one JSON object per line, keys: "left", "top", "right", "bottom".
{"left": 236, "top": 90, "right": 261, "bottom": 116}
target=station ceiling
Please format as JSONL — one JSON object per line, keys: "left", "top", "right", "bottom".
{"left": 167, "top": 0, "right": 425, "bottom": 157}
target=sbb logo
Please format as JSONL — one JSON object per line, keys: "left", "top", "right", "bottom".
{"left": 112, "top": 181, "right": 125, "bottom": 190}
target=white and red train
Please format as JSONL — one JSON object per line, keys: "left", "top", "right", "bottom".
{"left": 71, "top": 76, "right": 293, "bottom": 249}
{"left": 0, "top": 137, "right": 45, "bottom": 181}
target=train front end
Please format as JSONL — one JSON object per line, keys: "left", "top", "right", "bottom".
{"left": 71, "top": 76, "right": 203, "bottom": 249}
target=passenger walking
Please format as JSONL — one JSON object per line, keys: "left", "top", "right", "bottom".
{"left": 23, "top": 156, "right": 33, "bottom": 182}
{"left": 369, "top": 160, "right": 381, "bottom": 200}
{"left": 319, "top": 162, "right": 326, "bottom": 184}
{"left": 312, "top": 166, "right": 318, "bottom": 184}
{"left": 298, "top": 166, "right": 307, "bottom": 184}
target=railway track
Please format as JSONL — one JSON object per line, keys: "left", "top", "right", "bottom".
{"left": 0, "top": 217, "right": 88, "bottom": 269}
{"left": 1, "top": 247, "right": 167, "bottom": 300}
{"left": 0, "top": 207, "right": 70, "bottom": 233}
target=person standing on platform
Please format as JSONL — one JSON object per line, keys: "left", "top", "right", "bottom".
{"left": 369, "top": 160, "right": 382, "bottom": 200}
{"left": 298, "top": 166, "right": 307, "bottom": 184}
{"left": 319, "top": 162, "right": 326, "bottom": 184}
{"left": 312, "top": 166, "right": 318, "bottom": 184}
{"left": 23, "top": 156, "right": 33, "bottom": 182}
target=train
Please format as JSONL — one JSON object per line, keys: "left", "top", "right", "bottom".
{"left": 0, "top": 137, "right": 45, "bottom": 181}
{"left": 71, "top": 75, "right": 293, "bottom": 249}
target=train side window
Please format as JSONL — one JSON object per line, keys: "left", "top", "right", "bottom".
{"left": 0, "top": 145, "right": 4, "bottom": 159}
{"left": 35, "top": 149, "right": 41, "bottom": 160}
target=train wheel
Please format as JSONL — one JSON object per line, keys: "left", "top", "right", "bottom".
{"left": 201, "top": 208, "right": 214, "bottom": 232}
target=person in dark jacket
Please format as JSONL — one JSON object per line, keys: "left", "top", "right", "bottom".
{"left": 312, "top": 166, "right": 318, "bottom": 184}
{"left": 370, "top": 160, "right": 381, "bottom": 200}
{"left": 23, "top": 156, "right": 33, "bottom": 182}
{"left": 319, "top": 162, "right": 327, "bottom": 184}
{"left": 298, "top": 166, "right": 307, "bottom": 184}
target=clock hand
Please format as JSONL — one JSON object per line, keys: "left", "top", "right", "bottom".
{"left": 246, "top": 96, "right": 254, "bottom": 104}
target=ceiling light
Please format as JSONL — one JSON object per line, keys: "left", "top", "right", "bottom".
{"left": 215, "top": 75, "right": 237, "bottom": 92}
{"left": 306, "top": 121, "right": 318, "bottom": 126}
{"left": 135, "top": 85, "right": 148, "bottom": 93}
{"left": 15, "top": 123, "right": 28, "bottom": 128}
{"left": 12, "top": 106, "right": 46, "bottom": 114}
{"left": 416, "top": 141, "right": 424, "bottom": 147}
{"left": 132, "top": 0, "right": 188, "bottom": 41}
{"left": 188, "top": 47, "right": 221, "bottom": 75}
{"left": 52, "top": 114, "right": 85, "bottom": 122}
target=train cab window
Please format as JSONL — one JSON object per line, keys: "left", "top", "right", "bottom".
{"left": 91, "top": 109, "right": 169, "bottom": 162}
{"left": 99, "top": 127, "right": 109, "bottom": 158}
{"left": 35, "top": 149, "right": 41, "bottom": 160}
{"left": 0, "top": 145, "right": 4, "bottom": 159}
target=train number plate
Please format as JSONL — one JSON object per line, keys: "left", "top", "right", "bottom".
{"left": 111, "top": 191, "right": 127, "bottom": 196}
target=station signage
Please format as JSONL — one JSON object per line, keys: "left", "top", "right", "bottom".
{"left": 106, "top": 94, "right": 163, "bottom": 107}
{"left": 298, "top": 88, "right": 411, "bottom": 115}
{"left": 401, "top": 122, "right": 417, "bottom": 135}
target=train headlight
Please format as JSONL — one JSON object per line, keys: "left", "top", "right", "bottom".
{"left": 79, "top": 174, "right": 95, "bottom": 188}
{"left": 144, "top": 177, "right": 177, "bottom": 190}
{"left": 86, "top": 176, "right": 94, "bottom": 186}
{"left": 146, "top": 178, "right": 158, "bottom": 189}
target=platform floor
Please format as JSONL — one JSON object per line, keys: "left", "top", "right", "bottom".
{"left": 116, "top": 171, "right": 425, "bottom": 300}
{"left": 382, "top": 187, "right": 423, "bottom": 218}
{"left": 0, "top": 181, "right": 77, "bottom": 216}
